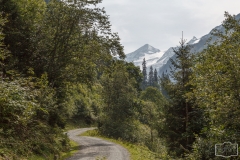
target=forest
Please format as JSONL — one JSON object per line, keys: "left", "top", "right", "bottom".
{"left": 0, "top": 0, "right": 240, "bottom": 159}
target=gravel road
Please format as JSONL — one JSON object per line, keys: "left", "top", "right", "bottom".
{"left": 66, "top": 128, "right": 130, "bottom": 160}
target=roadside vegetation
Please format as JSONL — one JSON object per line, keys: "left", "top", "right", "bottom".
{"left": 0, "top": 0, "right": 240, "bottom": 159}
{"left": 28, "top": 140, "right": 78, "bottom": 160}
{"left": 81, "top": 129, "right": 170, "bottom": 160}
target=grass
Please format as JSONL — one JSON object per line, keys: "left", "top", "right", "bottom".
{"left": 60, "top": 140, "right": 79, "bottom": 160}
{"left": 80, "top": 129, "right": 161, "bottom": 160}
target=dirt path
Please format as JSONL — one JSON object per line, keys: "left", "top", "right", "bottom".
{"left": 66, "top": 128, "right": 130, "bottom": 160}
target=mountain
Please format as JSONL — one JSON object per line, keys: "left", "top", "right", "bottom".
{"left": 157, "top": 25, "right": 225, "bottom": 76}
{"left": 152, "top": 36, "right": 203, "bottom": 75}
{"left": 125, "top": 44, "right": 164, "bottom": 70}
{"left": 125, "top": 39, "right": 199, "bottom": 73}
{"left": 126, "top": 13, "right": 240, "bottom": 77}
{"left": 158, "top": 13, "right": 240, "bottom": 76}
{"left": 187, "top": 36, "right": 199, "bottom": 45}
{"left": 125, "top": 31, "right": 220, "bottom": 75}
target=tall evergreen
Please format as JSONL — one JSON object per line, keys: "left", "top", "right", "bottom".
{"left": 148, "top": 66, "right": 154, "bottom": 86}
{"left": 153, "top": 68, "right": 158, "bottom": 86}
{"left": 161, "top": 37, "right": 203, "bottom": 156}
{"left": 142, "top": 58, "right": 147, "bottom": 89}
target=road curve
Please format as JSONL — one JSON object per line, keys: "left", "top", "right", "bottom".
{"left": 66, "top": 128, "right": 130, "bottom": 160}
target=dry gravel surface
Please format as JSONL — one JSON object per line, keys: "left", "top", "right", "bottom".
{"left": 66, "top": 128, "right": 130, "bottom": 160}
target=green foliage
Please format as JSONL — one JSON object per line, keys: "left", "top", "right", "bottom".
{"left": 0, "top": 0, "right": 126, "bottom": 158}
{"left": 187, "top": 12, "right": 240, "bottom": 159}
{"left": 139, "top": 87, "right": 166, "bottom": 131}
{"left": 161, "top": 37, "right": 205, "bottom": 157}
{"left": 97, "top": 60, "right": 169, "bottom": 155}
{"left": 31, "top": 0, "right": 124, "bottom": 86}
{"left": 0, "top": 76, "right": 70, "bottom": 159}
{"left": 139, "top": 87, "right": 167, "bottom": 152}
{"left": 99, "top": 60, "right": 139, "bottom": 141}
{"left": 70, "top": 83, "right": 102, "bottom": 125}
{"left": 125, "top": 62, "right": 143, "bottom": 92}
{"left": 0, "top": 0, "right": 46, "bottom": 72}
{"left": 140, "top": 87, "right": 166, "bottom": 105}
{"left": 0, "top": 14, "right": 9, "bottom": 68}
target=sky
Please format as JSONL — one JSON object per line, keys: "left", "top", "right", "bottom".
{"left": 97, "top": 0, "right": 240, "bottom": 54}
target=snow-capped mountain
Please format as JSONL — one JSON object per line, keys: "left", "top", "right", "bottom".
{"left": 125, "top": 38, "right": 199, "bottom": 73}
{"left": 187, "top": 36, "right": 199, "bottom": 45}
{"left": 126, "top": 13, "right": 240, "bottom": 77}
{"left": 157, "top": 12, "right": 240, "bottom": 76}
{"left": 157, "top": 23, "right": 226, "bottom": 76}
{"left": 125, "top": 32, "right": 219, "bottom": 75}
{"left": 153, "top": 36, "right": 202, "bottom": 75}
{"left": 125, "top": 44, "right": 164, "bottom": 70}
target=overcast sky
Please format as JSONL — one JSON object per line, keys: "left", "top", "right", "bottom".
{"left": 97, "top": 0, "right": 240, "bottom": 53}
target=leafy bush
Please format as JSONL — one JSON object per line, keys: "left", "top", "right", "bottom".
{"left": 0, "top": 76, "right": 70, "bottom": 159}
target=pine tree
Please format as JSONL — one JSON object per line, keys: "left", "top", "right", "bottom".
{"left": 142, "top": 58, "right": 147, "bottom": 89}
{"left": 153, "top": 68, "right": 158, "bottom": 85}
{"left": 162, "top": 36, "right": 204, "bottom": 156}
{"left": 148, "top": 66, "right": 154, "bottom": 86}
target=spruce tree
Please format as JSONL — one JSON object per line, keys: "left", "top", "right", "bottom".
{"left": 162, "top": 37, "right": 203, "bottom": 156}
{"left": 153, "top": 68, "right": 158, "bottom": 86}
{"left": 148, "top": 66, "right": 154, "bottom": 86}
{"left": 142, "top": 58, "right": 147, "bottom": 89}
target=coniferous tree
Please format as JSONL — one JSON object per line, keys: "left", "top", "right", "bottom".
{"left": 142, "top": 58, "right": 147, "bottom": 89}
{"left": 161, "top": 37, "right": 204, "bottom": 156}
{"left": 148, "top": 66, "right": 154, "bottom": 86}
{"left": 153, "top": 68, "right": 158, "bottom": 86}
{"left": 160, "top": 72, "right": 170, "bottom": 98}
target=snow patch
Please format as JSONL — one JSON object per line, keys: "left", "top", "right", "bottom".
{"left": 132, "top": 51, "right": 165, "bottom": 70}
{"left": 192, "top": 38, "right": 200, "bottom": 44}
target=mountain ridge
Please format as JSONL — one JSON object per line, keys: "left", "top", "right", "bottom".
{"left": 125, "top": 44, "right": 163, "bottom": 70}
{"left": 126, "top": 13, "right": 240, "bottom": 76}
